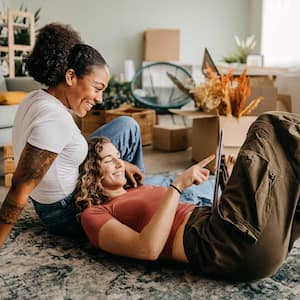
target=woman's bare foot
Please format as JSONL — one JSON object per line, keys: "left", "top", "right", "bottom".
{"left": 219, "top": 155, "right": 235, "bottom": 191}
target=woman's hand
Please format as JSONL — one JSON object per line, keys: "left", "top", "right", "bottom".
{"left": 172, "top": 154, "right": 215, "bottom": 192}
{"left": 123, "top": 161, "right": 144, "bottom": 187}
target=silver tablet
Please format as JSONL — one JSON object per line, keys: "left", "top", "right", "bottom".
{"left": 213, "top": 128, "right": 223, "bottom": 208}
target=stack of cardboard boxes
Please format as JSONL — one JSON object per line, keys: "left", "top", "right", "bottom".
{"left": 143, "top": 32, "right": 291, "bottom": 162}
{"left": 169, "top": 80, "right": 291, "bottom": 171}
{"left": 144, "top": 28, "right": 194, "bottom": 152}
{"left": 145, "top": 29, "right": 292, "bottom": 159}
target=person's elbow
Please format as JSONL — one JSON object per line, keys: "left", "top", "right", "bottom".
{"left": 140, "top": 242, "right": 162, "bottom": 261}
{"left": 146, "top": 248, "right": 160, "bottom": 261}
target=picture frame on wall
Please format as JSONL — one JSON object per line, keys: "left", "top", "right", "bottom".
{"left": 247, "top": 54, "right": 264, "bottom": 67}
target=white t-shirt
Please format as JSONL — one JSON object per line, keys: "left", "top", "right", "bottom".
{"left": 12, "top": 89, "right": 88, "bottom": 204}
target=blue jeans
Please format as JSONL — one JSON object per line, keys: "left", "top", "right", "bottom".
{"left": 31, "top": 116, "right": 144, "bottom": 238}
{"left": 89, "top": 116, "right": 145, "bottom": 173}
{"left": 30, "top": 192, "right": 85, "bottom": 239}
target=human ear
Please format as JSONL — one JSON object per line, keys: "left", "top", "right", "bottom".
{"left": 65, "top": 69, "right": 76, "bottom": 86}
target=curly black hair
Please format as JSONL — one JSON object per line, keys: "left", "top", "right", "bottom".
{"left": 26, "top": 23, "right": 107, "bottom": 87}
{"left": 67, "top": 44, "right": 107, "bottom": 79}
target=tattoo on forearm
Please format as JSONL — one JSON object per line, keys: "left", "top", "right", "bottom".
{"left": 18, "top": 143, "right": 57, "bottom": 183}
{"left": 0, "top": 200, "right": 25, "bottom": 225}
{"left": 0, "top": 144, "right": 56, "bottom": 225}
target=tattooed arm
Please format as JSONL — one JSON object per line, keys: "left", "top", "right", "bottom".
{"left": 0, "top": 143, "right": 57, "bottom": 248}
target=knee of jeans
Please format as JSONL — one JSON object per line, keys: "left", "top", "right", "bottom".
{"left": 117, "top": 116, "right": 140, "bottom": 134}
{"left": 119, "top": 116, "right": 141, "bottom": 137}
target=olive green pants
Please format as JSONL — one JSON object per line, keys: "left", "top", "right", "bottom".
{"left": 183, "top": 112, "right": 300, "bottom": 281}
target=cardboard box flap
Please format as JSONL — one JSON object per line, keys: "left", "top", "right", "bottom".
{"left": 169, "top": 109, "right": 216, "bottom": 119}
{"left": 154, "top": 124, "right": 189, "bottom": 130}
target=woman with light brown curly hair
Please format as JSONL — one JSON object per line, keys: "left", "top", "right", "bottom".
{"left": 0, "top": 23, "right": 144, "bottom": 247}
{"left": 76, "top": 112, "right": 300, "bottom": 281}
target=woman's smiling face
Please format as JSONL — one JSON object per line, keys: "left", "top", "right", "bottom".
{"left": 99, "top": 142, "right": 127, "bottom": 190}
{"left": 67, "top": 65, "right": 110, "bottom": 117}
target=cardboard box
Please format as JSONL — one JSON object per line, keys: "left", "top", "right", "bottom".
{"left": 276, "top": 74, "right": 300, "bottom": 114}
{"left": 170, "top": 109, "right": 257, "bottom": 171}
{"left": 246, "top": 84, "right": 278, "bottom": 115}
{"left": 144, "top": 29, "right": 180, "bottom": 61}
{"left": 191, "top": 115, "right": 257, "bottom": 170}
{"left": 152, "top": 125, "right": 192, "bottom": 151}
{"left": 105, "top": 105, "right": 156, "bottom": 146}
{"left": 276, "top": 94, "right": 292, "bottom": 112}
{"left": 249, "top": 76, "right": 275, "bottom": 87}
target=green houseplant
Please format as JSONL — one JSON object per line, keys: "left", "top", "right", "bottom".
{"left": 94, "top": 76, "right": 135, "bottom": 110}
{"left": 223, "top": 35, "right": 256, "bottom": 64}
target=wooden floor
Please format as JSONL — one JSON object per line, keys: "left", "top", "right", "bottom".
{"left": 143, "top": 145, "right": 192, "bottom": 174}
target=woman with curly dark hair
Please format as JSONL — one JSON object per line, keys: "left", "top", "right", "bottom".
{"left": 76, "top": 112, "right": 300, "bottom": 281}
{"left": 0, "top": 23, "right": 144, "bottom": 247}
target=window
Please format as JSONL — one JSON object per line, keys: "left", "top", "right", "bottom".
{"left": 261, "top": 0, "right": 300, "bottom": 68}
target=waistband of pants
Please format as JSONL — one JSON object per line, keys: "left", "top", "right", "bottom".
{"left": 30, "top": 191, "right": 75, "bottom": 209}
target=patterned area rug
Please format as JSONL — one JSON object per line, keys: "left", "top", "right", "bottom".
{"left": 0, "top": 177, "right": 300, "bottom": 299}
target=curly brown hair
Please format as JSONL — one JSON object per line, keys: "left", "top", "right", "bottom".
{"left": 26, "top": 23, "right": 107, "bottom": 86}
{"left": 75, "top": 137, "right": 112, "bottom": 213}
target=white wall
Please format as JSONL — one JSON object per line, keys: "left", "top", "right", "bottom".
{"left": 10, "top": 0, "right": 260, "bottom": 77}
{"left": 248, "top": 0, "right": 262, "bottom": 51}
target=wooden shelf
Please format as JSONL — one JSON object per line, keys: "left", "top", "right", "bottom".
{"left": 0, "top": 9, "right": 35, "bottom": 78}
{"left": 0, "top": 45, "right": 8, "bottom": 51}
{"left": 12, "top": 23, "right": 30, "bottom": 29}
{"left": 13, "top": 45, "right": 32, "bottom": 52}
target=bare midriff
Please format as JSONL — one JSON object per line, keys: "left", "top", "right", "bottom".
{"left": 171, "top": 210, "right": 193, "bottom": 262}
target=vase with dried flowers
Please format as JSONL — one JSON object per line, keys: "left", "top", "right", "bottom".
{"left": 190, "top": 65, "right": 263, "bottom": 118}
{"left": 167, "top": 64, "right": 264, "bottom": 118}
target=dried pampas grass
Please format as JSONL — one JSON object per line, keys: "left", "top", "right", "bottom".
{"left": 190, "top": 64, "right": 264, "bottom": 118}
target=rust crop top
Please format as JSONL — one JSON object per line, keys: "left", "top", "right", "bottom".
{"left": 80, "top": 185, "right": 195, "bottom": 259}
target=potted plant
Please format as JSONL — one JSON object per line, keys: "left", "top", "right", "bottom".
{"left": 223, "top": 35, "right": 257, "bottom": 64}
{"left": 94, "top": 76, "right": 135, "bottom": 110}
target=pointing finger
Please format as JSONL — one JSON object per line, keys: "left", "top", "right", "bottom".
{"left": 198, "top": 154, "right": 215, "bottom": 167}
